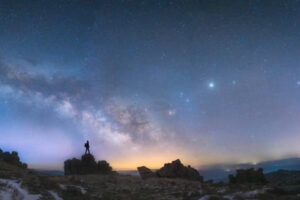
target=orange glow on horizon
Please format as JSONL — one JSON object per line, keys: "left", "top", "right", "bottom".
{"left": 108, "top": 154, "right": 208, "bottom": 170}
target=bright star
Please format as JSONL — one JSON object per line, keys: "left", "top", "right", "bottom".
{"left": 168, "top": 109, "right": 176, "bottom": 116}
{"left": 297, "top": 81, "right": 300, "bottom": 85}
{"left": 208, "top": 82, "right": 215, "bottom": 88}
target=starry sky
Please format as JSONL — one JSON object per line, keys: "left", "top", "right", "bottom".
{"left": 1, "top": 0, "right": 300, "bottom": 170}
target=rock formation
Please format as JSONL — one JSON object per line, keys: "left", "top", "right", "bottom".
{"left": 137, "top": 159, "right": 203, "bottom": 182}
{"left": 229, "top": 168, "right": 267, "bottom": 184}
{"left": 64, "top": 153, "right": 113, "bottom": 175}
{"left": 137, "top": 166, "right": 156, "bottom": 179}
{"left": 97, "top": 160, "right": 113, "bottom": 173}
{"left": 156, "top": 159, "right": 203, "bottom": 182}
{"left": 0, "top": 149, "right": 27, "bottom": 169}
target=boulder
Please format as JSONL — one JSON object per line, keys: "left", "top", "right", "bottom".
{"left": 229, "top": 168, "right": 266, "bottom": 184}
{"left": 156, "top": 159, "right": 203, "bottom": 182}
{"left": 137, "top": 166, "right": 157, "bottom": 179}
{"left": 81, "top": 153, "right": 98, "bottom": 173}
{"left": 64, "top": 153, "right": 113, "bottom": 175}
{"left": 64, "top": 158, "right": 82, "bottom": 175}
{"left": 97, "top": 160, "right": 113, "bottom": 173}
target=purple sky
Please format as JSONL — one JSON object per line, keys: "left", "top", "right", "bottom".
{"left": 1, "top": 0, "right": 300, "bottom": 170}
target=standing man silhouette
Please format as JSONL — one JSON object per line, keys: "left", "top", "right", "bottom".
{"left": 85, "top": 140, "right": 90, "bottom": 154}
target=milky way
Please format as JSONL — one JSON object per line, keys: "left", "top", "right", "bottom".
{"left": 1, "top": 0, "right": 300, "bottom": 170}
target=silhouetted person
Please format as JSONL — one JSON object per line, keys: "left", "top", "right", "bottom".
{"left": 85, "top": 140, "right": 90, "bottom": 154}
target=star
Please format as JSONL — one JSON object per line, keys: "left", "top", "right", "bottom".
{"left": 168, "top": 109, "right": 176, "bottom": 116}
{"left": 208, "top": 82, "right": 215, "bottom": 88}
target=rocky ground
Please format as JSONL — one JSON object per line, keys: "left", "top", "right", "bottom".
{"left": 2, "top": 160, "right": 300, "bottom": 200}
{"left": 2, "top": 150, "right": 300, "bottom": 200}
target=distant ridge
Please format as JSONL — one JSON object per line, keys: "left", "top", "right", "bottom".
{"left": 199, "top": 157, "right": 300, "bottom": 182}
{"left": 256, "top": 157, "right": 300, "bottom": 173}
{"left": 33, "top": 169, "right": 64, "bottom": 176}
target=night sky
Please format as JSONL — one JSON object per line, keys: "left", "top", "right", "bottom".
{"left": 1, "top": 0, "right": 300, "bottom": 170}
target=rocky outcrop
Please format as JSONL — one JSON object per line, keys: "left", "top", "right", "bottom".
{"left": 229, "top": 168, "right": 266, "bottom": 184}
{"left": 156, "top": 159, "right": 203, "bottom": 182}
{"left": 137, "top": 159, "right": 203, "bottom": 182}
{"left": 80, "top": 153, "right": 98, "bottom": 173}
{"left": 137, "top": 166, "right": 157, "bottom": 179}
{"left": 0, "top": 149, "right": 27, "bottom": 169}
{"left": 64, "top": 153, "right": 113, "bottom": 175}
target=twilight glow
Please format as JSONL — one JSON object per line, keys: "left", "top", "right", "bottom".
{"left": 1, "top": 0, "right": 300, "bottom": 170}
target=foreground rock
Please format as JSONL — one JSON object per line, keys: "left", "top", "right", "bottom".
{"left": 138, "top": 159, "right": 203, "bottom": 182}
{"left": 64, "top": 153, "right": 113, "bottom": 175}
{"left": 156, "top": 159, "right": 203, "bottom": 182}
{"left": 137, "top": 166, "right": 157, "bottom": 179}
{"left": 0, "top": 148, "right": 27, "bottom": 169}
{"left": 229, "top": 168, "right": 267, "bottom": 184}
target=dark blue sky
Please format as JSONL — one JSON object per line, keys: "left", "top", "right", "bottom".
{"left": 1, "top": 0, "right": 300, "bottom": 170}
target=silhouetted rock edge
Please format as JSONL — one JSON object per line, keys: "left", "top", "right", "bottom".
{"left": 64, "top": 153, "right": 114, "bottom": 175}
{"left": 0, "top": 148, "right": 27, "bottom": 169}
{"left": 229, "top": 168, "right": 267, "bottom": 184}
{"left": 138, "top": 159, "right": 203, "bottom": 182}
